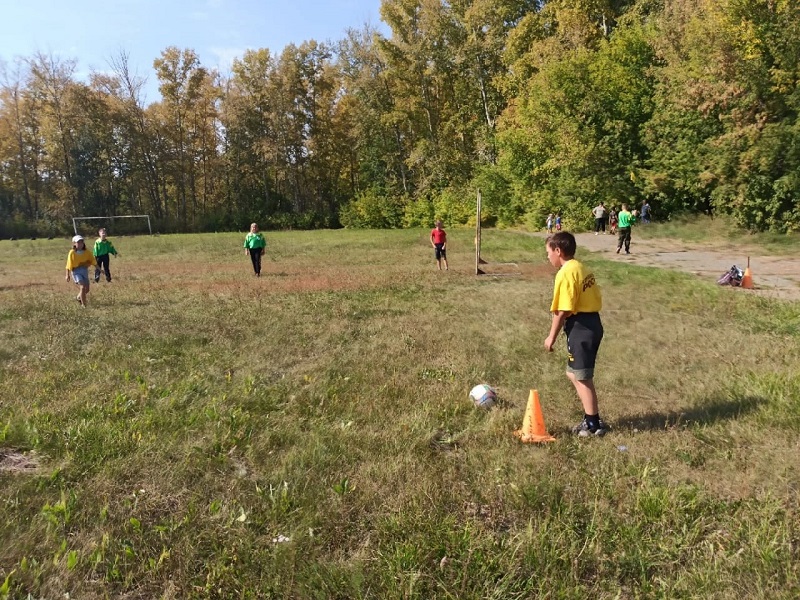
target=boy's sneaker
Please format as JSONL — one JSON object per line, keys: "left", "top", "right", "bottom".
{"left": 572, "top": 418, "right": 609, "bottom": 437}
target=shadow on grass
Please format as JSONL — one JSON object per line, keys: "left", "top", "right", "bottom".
{"left": 612, "top": 394, "right": 767, "bottom": 432}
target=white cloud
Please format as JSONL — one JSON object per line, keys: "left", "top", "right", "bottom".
{"left": 209, "top": 46, "right": 248, "bottom": 70}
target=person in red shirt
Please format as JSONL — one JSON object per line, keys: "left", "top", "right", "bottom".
{"left": 430, "top": 220, "right": 449, "bottom": 271}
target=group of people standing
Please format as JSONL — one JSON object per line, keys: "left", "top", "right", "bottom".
{"left": 590, "top": 201, "right": 652, "bottom": 254}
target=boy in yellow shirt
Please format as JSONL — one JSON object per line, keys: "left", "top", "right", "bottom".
{"left": 544, "top": 232, "right": 608, "bottom": 436}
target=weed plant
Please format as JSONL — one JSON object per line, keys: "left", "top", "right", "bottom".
{"left": 1, "top": 229, "right": 799, "bottom": 598}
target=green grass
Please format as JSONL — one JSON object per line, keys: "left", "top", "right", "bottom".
{"left": 1, "top": 229, "right": 799, "bottom": 599}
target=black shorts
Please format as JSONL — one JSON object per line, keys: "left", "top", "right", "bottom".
{"left": 564, "top": 312, "right": 603, "bottom": 380}
{"left": 434, "top": 243, "right": 446, "bottom": 260}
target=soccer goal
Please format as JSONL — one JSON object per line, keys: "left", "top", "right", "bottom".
{"left": 475, "top": 190, "right": 520, "bottom": 276}
{"left": 72, "top": 215, "right": 152, "bottom": 236}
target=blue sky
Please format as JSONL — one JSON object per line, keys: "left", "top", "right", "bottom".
{"left": 0, "top": 0, "right": 386, "bottom": 103}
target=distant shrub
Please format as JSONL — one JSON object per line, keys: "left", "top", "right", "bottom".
{"left": 340, "top": 189, "right": 404, "bottom": 228}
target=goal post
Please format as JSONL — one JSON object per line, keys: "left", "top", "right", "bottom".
{"left": 72, "top": 215, "right": 152, "bottom": 236}
{"left": 475, "top": 190, "right": 520, "bottom": 276}
{"left": 475, "top": 190, "right": 484, "bottom": 275}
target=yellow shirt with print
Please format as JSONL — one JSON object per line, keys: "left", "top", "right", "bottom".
{"left": 65, "top": 249, "right": 97, "bottom": 271}
{"left": 550, "top": 259, "right": 602, "bottom": 314}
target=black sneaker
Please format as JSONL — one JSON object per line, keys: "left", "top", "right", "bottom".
{"left": 572, "top": 418, "right": 609, "bottom": 437}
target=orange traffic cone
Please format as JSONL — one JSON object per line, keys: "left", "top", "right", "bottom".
{"left": 741, "top": 257, "right": 753, "bottom": 289}
{"left": 513, "top": 390, "right": 556, "bottom": 443}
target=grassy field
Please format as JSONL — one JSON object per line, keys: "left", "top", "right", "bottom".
{"left": 1, "top": 228, "right": 799, "bottom": 599}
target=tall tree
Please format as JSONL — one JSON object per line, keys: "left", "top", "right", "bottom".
{"left": 153, "top": 47, "right": 212, "bottom": 226}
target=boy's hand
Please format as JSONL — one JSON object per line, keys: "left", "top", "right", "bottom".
{"left": 65, "top": 273, "right": 70, "bottom": 282}
{"left": 544, "top": 335, "right": 557, "bottom": 352}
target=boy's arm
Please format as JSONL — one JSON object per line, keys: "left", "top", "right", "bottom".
{"left": 544, "top": 311, "right": 569, "bottom": 351}
{"left": 430, "top": 231, "right": 435, "bottom": 246}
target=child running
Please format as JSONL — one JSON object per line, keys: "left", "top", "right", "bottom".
{"left": 546, "top": 213, "right": 554, "bottom": 234}
{"left": 66, "top": 235, "right": 97, "bottom": 307}
{"left": 544, "top": 231, "right": 608, "bottom": 437}
{"left": 430, "top": 220, "right": 449, "bottom": 271}
{"left": 93, "top": 228, "right": 119, "bottom": 282}
{"left": 243, "top": 223, "right": 267, "bottom": 276}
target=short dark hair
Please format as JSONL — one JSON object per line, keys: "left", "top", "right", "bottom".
{"left": 546, "top": 231, "right": 576, "bottom": 257}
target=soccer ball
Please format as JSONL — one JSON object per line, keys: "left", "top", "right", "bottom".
{"left": 469, "top": 384, "right": 497, "bottom": 409}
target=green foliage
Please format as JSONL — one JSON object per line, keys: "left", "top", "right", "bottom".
{"left": 499, "top": 23, "right": 657, "bottom": 231}
{"left": 1, "top": 0, "right": 799, "bottom": 233}
{"left": 339, "top": 188, "right": 405, "bottom": 228}
{"left": 402, "top": 195, "right": 436, "bottom": 228}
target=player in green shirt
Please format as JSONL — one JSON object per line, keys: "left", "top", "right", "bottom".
{"left": 243, "top": 222, "right": 267, "bottom": 276}
{"left": 616, "top": 204, "right": 634, "bottom": 254}
{"left": 93, "top": 228, "right": 119, "bottom": 282}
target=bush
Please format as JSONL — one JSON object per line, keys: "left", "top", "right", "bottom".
{"left": 340, "top": 189, "right": 404, "bottom": 228}
{"left": 402, "top": 195, "right": 434, "bottom": 228}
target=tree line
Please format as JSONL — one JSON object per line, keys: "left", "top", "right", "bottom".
{"left": 1, "top": 0, "right": 798, "bottom": 237}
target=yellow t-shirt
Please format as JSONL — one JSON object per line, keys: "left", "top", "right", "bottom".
{"left": 550, "top": 259, "right": 602, "bottom": 314}
{"left": 65, "top": 249, "right": 96, "bottom": 270}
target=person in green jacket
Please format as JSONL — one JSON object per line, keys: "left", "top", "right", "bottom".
{"left": 616, "top": 204, "right": 634, "bottom": 255}
{"left": 243, "top": 222, "right": 267, "bottom": 276}
{"left": 93, "top": 228, "right": 119, "bottom": 282}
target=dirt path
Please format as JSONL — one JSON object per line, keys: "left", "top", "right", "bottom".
{"left": 529, "top": 231, "right": 800, "bottom": 301}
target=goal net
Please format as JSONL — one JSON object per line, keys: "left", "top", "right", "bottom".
{"left": 72, "top": 215, "right": 152, "bottom": 237}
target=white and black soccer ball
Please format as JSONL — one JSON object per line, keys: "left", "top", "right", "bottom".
{"left": 469, "top": 384, "right": 497, "bottom": 409}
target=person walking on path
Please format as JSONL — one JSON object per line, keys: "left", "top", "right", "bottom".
{"left": 616, "top": 204, "right": 634, "bottom": 254}
{"left": 93, "top": 228, "right": 119, "bottom": 282}
{"left": 592, "top": 202, "right": 607, "bottom": 235}
{"left": 243, "top": 223, "right": 267, "bottom": 276}
{"left": 66, "top": 235, "right": 96, "bottom": 307}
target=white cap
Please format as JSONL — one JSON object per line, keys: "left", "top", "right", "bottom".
{"left": 72, "top": 235, "right": 84, "bottom": 243}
